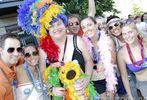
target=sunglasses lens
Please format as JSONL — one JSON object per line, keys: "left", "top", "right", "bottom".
{"left": 32, "top": 51, "right": 38, "bottom": 56}
{"left": 7, "top": 48, "right": 15, "bottom": 53}
{"left": 75, "top": 22, "right": 79, "bottom": 25}
{"left": 114, "top": 23, "right": 119, "bottom": 27}
{"left": 25, "top": 53, "right": 31, "bottom": 58}
{"left": 17, "top": 47, "right": 23, "bottom": 53}
{"left": 109, "top": 26, "right": 113, "bottom": 30}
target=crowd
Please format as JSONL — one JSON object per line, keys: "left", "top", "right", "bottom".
{"left": 0, "top": 0, "right": 147, "bottom": 100}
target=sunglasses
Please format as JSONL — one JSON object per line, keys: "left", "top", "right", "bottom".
{"left": 108, "top": 22, "right": 120, "bottom": 30}
{"left": 24, "top": 51, "right": 38, "bottom": 58}
{"left": 68, "top": 22, "right": 79, "bottom": 26}
{"left": 7, "top": 47, "right": 23, "bottom": 54}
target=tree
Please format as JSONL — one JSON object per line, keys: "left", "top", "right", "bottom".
{"left": 54, "top": 0, "right": 118, "bottom": 16}
{"left": 132, "top": 4, "right": 143, "bottom": 16}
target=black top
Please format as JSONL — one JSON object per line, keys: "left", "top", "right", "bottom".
{"left": 72, "top": 35, "right": 85, "bottom": 72}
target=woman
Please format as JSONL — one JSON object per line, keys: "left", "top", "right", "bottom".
{"left": 81, "top": 16, "right": 117, "bottom": 99}
{"left": 16, "top": 43, "right": 48, "bottom": 100}
{"left": 18, "top": 1, "right": 93, "bottom": 99}
{"left": 117, "top": 23, "right": 147, "bottom": 99}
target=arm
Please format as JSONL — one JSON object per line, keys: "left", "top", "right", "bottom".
{"left": 74, "top": 36, "right": 93, "bottom": 90}
{"left": 38, "top": 47, "right": 47, "bottom": 74}
{"left": 88, "top": 0, "right": 96, "bottom": 17}
{"left": 117, "top": 49, "right": 133, "bottom": 99}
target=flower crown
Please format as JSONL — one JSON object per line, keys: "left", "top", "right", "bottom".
{"left": 18, "top": 0, "right": 67, "bottom": 38}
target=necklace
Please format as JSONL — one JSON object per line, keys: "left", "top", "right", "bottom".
{"left": 23, "top": 62, "right": 42, "bottom": 92}
{"left": 90, "top": 32, "right": 101, "bottom": 69}
{"left": 126, "top": 37, "right": 147, "bottom": 67}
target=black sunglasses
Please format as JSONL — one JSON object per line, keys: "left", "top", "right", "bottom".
{"left": 7, "top": 47, "right": 23, "bottom": 54}
{"left": 108, "top": 22, "right": 120, "bottom": 30}
{"left": 24, "top": 51, "right": 38, "bottom": 58}
{"left": 68, "top": 22, "right": 79, "bottom": 26}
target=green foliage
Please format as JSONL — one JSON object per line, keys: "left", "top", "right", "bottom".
{"left": 54, "top": 0, "right": 117, "bottom": 16}
{"left": 132, "top": 4, "right": 143, "bottom": 16}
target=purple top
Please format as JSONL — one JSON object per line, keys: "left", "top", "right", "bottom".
{"left": 126, "top": 58, "right": 147, "bottom": 72}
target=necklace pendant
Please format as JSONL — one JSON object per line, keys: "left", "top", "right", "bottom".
{"left": 24, "top": 88, "right": 31, "bottom": 95}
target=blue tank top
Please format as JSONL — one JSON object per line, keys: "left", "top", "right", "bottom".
{"left": 126, "top": 58, "right": 147, "bottom": 72}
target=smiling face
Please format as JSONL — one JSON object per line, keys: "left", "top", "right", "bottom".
{"left": 24, "top": 45, "right": 39, "bottom": 67}
{"left": 68, "top": 17, "right": 80, "bottom": 35}
{"left": 108, "top": 21, "right": 122, "bottom": 37}
{"left": 0, "top": 38, "right": 22, "bottom": 67}
{"left": 81, "top": 18, "right": 97, "bottom": 38}
{"left": 49, "top": 19, "right": 66, "bottom": 40}
{"left": 122, "top": 24, "right": 138, "bottom": 44}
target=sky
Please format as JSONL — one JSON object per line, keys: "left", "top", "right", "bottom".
{"left": 114, "top": 0, "right": 147, "bottom": 18}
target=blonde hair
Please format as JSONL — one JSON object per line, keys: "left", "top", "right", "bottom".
{"left": 122, "top": 23, "right": 138, "bottom": 32}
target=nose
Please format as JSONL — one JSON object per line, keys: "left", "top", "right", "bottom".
{"left": 13, "top": 50, "right": 20, "bottom": 56}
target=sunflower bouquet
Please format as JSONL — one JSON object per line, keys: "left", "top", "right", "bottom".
{"left": 43, "top": 60, "right": 99, "bottom": 100}
{"left": 59, "top": 60, "right": 99, "bottom": 100}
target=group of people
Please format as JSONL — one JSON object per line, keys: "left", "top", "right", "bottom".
{"left": 0, "top": 0, "right": 147, "bottom": 100}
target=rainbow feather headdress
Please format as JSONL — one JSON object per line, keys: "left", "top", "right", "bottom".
{"left": 18, "top": 0, "right": 68, "bottom": 62}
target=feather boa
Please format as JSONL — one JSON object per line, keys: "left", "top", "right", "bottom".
{"left": 83, "top": 31, "right": 117, "bottom": 92}
{"left": 40, "top": 35, "right": 59, "bottom": 62}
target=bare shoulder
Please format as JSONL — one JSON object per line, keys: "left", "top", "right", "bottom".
{"left": 76, "top": 35, "right": 86, "bottom": 50}
{"left": 106, "top": 35, "right": 115, "bottom": 45}
{"left": 117, "top": 46, "right": 126, "bottom": 58}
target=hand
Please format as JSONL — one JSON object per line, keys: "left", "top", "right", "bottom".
{"left": 74, "top": 77, "right": 90, "bottom": 91}
{"left": 50, "top": 62, "right": 62, "bottom": 68}
{"left": 52, "top": 87, "right": 65, "bottom": 96}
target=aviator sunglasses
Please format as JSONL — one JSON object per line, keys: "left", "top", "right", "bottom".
{"left": 108, "top": 22, "right": 120, "bottom": 30}
{"left": 24, "top": 51, "right": 39, "bottom": 58}
{"left": 7, "top": 47, "right": 23, "bottom": 54}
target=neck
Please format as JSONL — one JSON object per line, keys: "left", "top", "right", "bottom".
{"left": 117, "top": 35, "right": 124, "bottom": 42}
{"left": 129, "top": 38, "right": 140, "bottom": 48}
{"left": 53, "top": 35, "right": 67, "bottom": 45}
{"left": 91, "top": 32, "right": 99, "bottom": 46}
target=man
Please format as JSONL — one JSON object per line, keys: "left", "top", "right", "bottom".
{"left": 0, "top": 33, "right": 23, "bottom": 100}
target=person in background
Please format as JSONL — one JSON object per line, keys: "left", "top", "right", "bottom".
{"left": 126, "top": 14, "right": 134, "bottom": 24}
{"left": 106, "top": 15, "right": 139, "bottom": 99}
{"left": 134, "top": 16, "right": 141, "bottom": 24}
{"left": 0, "top": 33, "right": 23, "bottom": 100}
{"left": 67, "top": 0, "right": 96, "bottom": 37}
{"left": 95, "top": 16, "right": 107, "bottom": 33}
{"left": 16, "top": 43, "right": 48, "bottom": 100}
{"left": 117, "top": 23, "right": 147, "bottom": 99}
{"left": 81, "top": 16, "right": 117, "bottom": 100}
{"left": 141, "top": 12, "right": 147, "bottom": 23}
{"left": 136, "top": 16, "right": 147, "bottom": 37}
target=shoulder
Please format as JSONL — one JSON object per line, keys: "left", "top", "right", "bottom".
{"left": 117, "top": 45, "right": 126, "bottom": 58}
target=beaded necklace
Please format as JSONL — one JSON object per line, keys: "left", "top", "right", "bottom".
{"left": 126, "top": 36, "right": 147, "bottom": 67}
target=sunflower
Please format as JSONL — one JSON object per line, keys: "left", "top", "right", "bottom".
{"left": 59, "top": 61, "right": 81, "bottom": 86}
